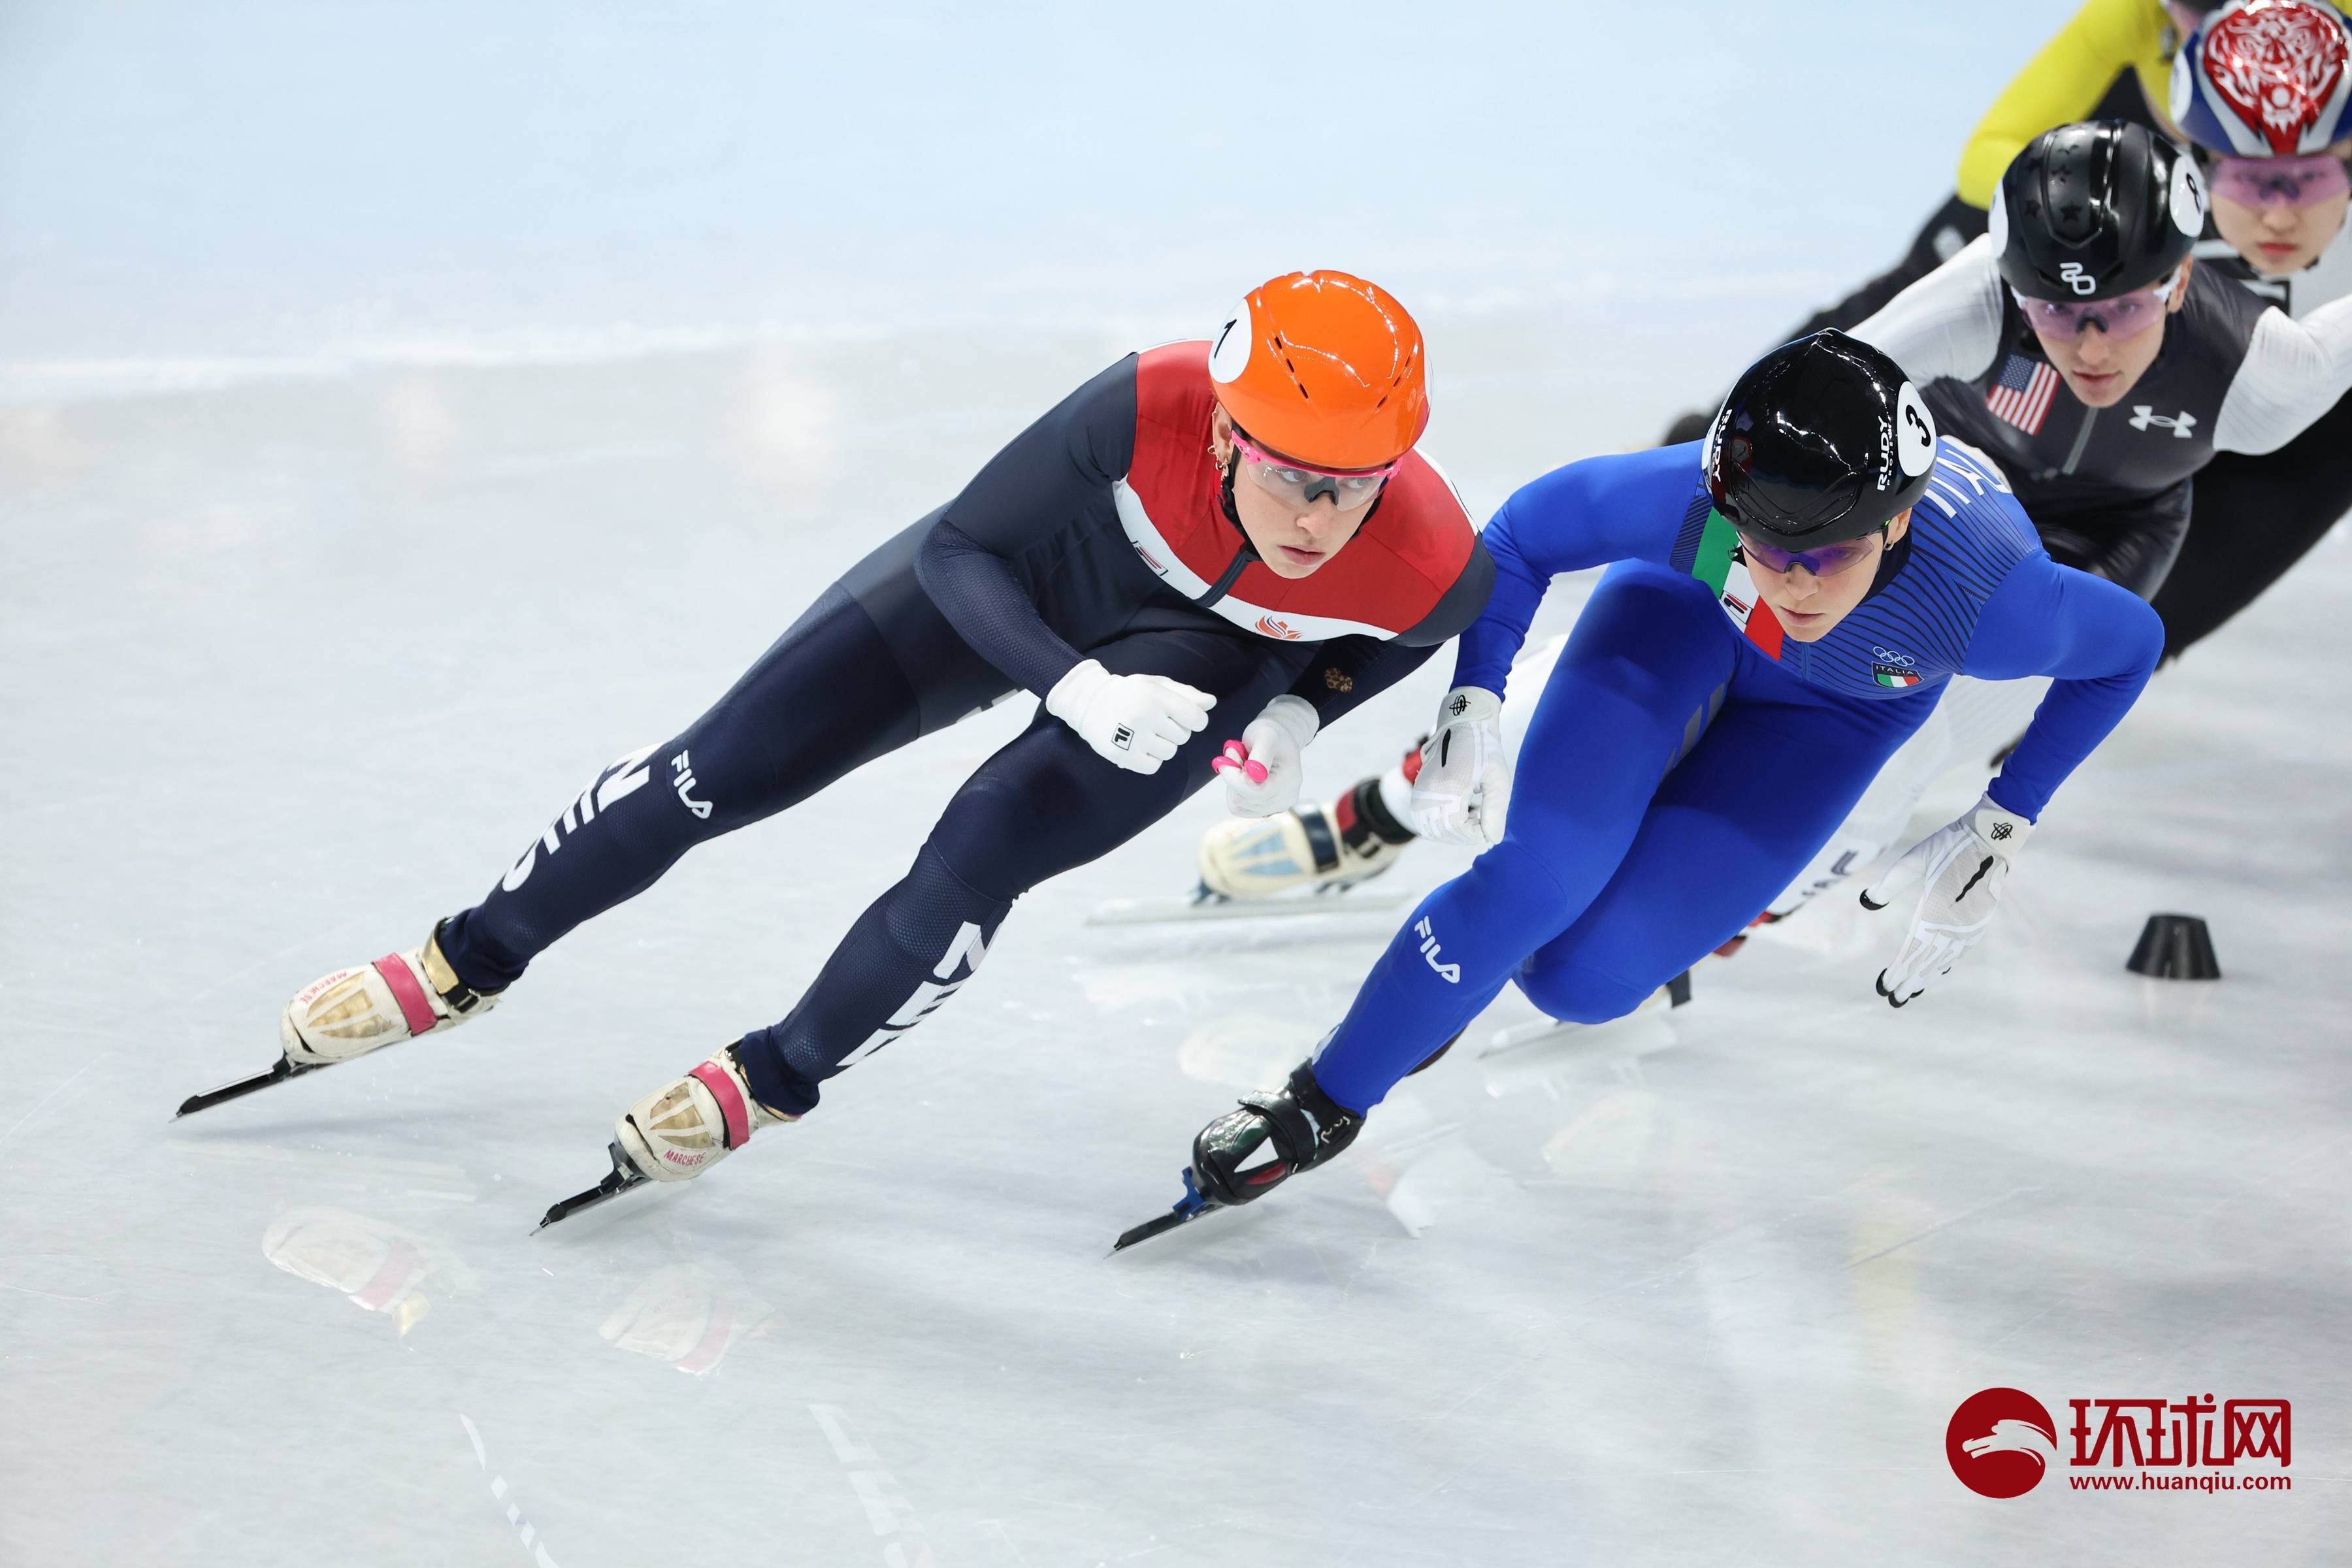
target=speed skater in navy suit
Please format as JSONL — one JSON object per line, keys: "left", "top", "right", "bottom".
{"left": 202, "top": 271, "right": 1493, "bottom": 1220}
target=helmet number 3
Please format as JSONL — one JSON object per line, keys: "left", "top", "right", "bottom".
{"left": 1895, "top": 381, "right": 1936, "bottom": 478}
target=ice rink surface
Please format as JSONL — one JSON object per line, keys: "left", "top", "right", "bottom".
{"left": 5, "top": 5, "right": 2351, "bottom": 1565}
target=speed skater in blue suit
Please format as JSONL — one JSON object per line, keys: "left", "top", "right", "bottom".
{"left": 1122, "top": 331, "right": 2163, "bottom": 1247}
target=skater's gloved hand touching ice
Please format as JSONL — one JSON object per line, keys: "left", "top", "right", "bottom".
{"left": 1045, "top": 658, "right": 1215, "bottom": 775}
{"left": 1861, "top": 793, "right": 2031, "bottom": 1007}
{"left": 1212, "top": 694, "right": 1317, "bottom": 816}
{"left": 1410, "top": 686, "right": 1511, "bottom": 846}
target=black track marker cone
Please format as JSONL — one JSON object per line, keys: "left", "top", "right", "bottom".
{"left": 2126, "top": 913, "right": 2221, "bottom": 981}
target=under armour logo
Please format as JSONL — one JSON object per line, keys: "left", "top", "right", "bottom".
{"left": 2129, "top": 406, "right": 2195, "bottom": 438}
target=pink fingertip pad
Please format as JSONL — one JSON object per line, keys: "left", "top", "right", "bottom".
{"left": 1243, "top": 759, "right": 1270, "bottom": 784}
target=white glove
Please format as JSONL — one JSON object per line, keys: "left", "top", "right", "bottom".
{"left": 1212, "top": 694, "right": 1318, "bottom": 817}
{"left": 1044, "top": 657, "right": 1215, "bottom": 775}
{"left": 1409, "top": 686, "right": 1512, "bottom": 847}
{"left": 1861, "top": 792, "right": 2033, "bottom": 1007}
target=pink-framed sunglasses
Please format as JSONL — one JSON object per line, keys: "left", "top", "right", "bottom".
{"left": 1228, "top": 426, "right": 1401, "bottom": 512}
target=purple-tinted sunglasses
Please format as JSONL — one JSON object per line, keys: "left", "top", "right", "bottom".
{"left": 2208, "top": 153, "right": 2352, "bottom": 210}
{"left": 1735, "top": 529, "right": 1884, "bottom": 578}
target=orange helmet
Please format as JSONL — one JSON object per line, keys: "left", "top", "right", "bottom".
{"left": 1207, "top": 270, "right": 1429, "bottom": 471}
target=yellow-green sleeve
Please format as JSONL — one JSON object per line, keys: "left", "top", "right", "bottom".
{"left": 1954, "top": 0, "right": 2170, "bottom": 209}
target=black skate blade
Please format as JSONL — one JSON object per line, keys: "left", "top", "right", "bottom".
{"left": 534, "top": 1143, "right": 650, "bottom": 1232}
{"left": 174, "top": 1057, "right": 318, "bottom": 1119}
{"left": 1111, "top": 1168, "right": 1223, "bottom": 1254}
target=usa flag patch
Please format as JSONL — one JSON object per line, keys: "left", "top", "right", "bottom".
{"left": 1984, "top": 353, "right": 2060, "bottom": 435}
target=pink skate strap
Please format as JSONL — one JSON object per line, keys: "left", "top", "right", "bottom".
{"left": 672, "top": 1301, "right": 738, "bottom": 1375}
{"left": 372, "top": 953, "right": 440, "bottom": 1037}
{"left": 350, "top": 1241, "right": 424, "bottom": 1312}
{"left": 689, "top": 1060, "right": 752, "bottom": 1149}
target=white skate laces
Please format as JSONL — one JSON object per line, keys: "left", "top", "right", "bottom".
{"left": 615, "top": 1044, "right": 797, "bottom": 1183}
{"left": 1862, "top": 793, "right": 2034, "bottom": 1007}
{"left": 280, "top": 924, "right": 500, "bottom": 1067}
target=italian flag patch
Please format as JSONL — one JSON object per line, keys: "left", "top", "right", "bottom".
{"left": 1873, "top": 667, "right": 1921, "bottom": 688}
{"left": 1689, "top": 509, "right": 1785, "bottom": 659}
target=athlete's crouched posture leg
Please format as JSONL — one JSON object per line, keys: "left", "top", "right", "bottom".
{"left": 1306, "top": 564, "right": 1929, "bottom": 1113}
{"left": 613, "top": 628, "right": 1440, "bottom": 1181}
{"left": 1514, "top": 659, "right": 1925, "bottom": 1028}
{"left": 283, "top": 581, "right": 972, "bottom": 1065}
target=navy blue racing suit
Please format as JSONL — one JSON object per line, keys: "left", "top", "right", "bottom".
{"left": 436, "top": 342, "right": 1492, "bottom": 1114}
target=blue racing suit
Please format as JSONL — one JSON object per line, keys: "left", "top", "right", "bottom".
{"left": 1310, "top": 436, "right": 2163, "bottom": 1113}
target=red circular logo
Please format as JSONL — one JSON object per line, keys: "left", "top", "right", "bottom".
{"left": 1946, "top": 1388, "right": 2058, "bottom": 1497}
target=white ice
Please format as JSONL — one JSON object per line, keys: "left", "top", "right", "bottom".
{"left": 4, "top": 6, "right": 2349, "bottom": 1566}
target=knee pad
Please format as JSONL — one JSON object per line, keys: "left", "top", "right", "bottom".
{"left": 884, "top": 841, "right": 1013, "bottom": 966}
{"left": 1516, "top": 958, "right": 1650, "bottom": 1028}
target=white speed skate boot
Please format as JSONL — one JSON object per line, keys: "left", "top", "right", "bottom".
{"left": 1197, "top": 771, "right": 1418, "bottom": 902}
{"left": 539, "top": 1044, "right": 799, "bottom": 1229}
{"left": 613, "top": 1042, "right": 798, "bottom": 1184}
{"left": 280, "top": 921, "right": 502, "bottom": 1068}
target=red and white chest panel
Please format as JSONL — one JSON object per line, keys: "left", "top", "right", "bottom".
{"left": 1113, "top": 343, "right": 1476, "bottom": 643}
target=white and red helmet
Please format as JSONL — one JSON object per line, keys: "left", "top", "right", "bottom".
{"left": 2172, "top": 0, "right": 2352, "bottom": 155}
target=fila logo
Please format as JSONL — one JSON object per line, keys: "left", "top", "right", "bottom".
{"left": 2057, "top": 261, "right": 2097, "bottom": 296}
{"left": 1112, "top": 725, "right": 1134, "bottom": 751}
{"left": 2129, "top": 406, "right": 2196, "bottom": 438}
{"left": 1414, "top": 916, "right": 1463, "bottom": 984}
{"left": 670, "top": 750, "right": 713, "bottom": 819}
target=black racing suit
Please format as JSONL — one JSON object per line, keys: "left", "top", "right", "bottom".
{"left": 1926, "top": 264, "right": 2272, "bottom": 596}
{"left": 2153, "top": 246, "right": 2352, "bottom": 657}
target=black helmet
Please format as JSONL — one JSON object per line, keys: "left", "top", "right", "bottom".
{"left": 1993, "top": 121, "right": 2206, "bottom": 301}
{"left": 1704, "top": 330, "right": 1938, "bottom": 546}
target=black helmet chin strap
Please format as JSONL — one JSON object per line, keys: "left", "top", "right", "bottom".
{"left": 1216, "top": 446, "right": 1264, "bottom": 563}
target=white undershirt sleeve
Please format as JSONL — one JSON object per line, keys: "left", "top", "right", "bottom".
{"left": 2212, "top": 295, "right": 2352, "bottom": 453}
{"left": 1848, "top": 235, "right": 2006, "bottom": 386}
